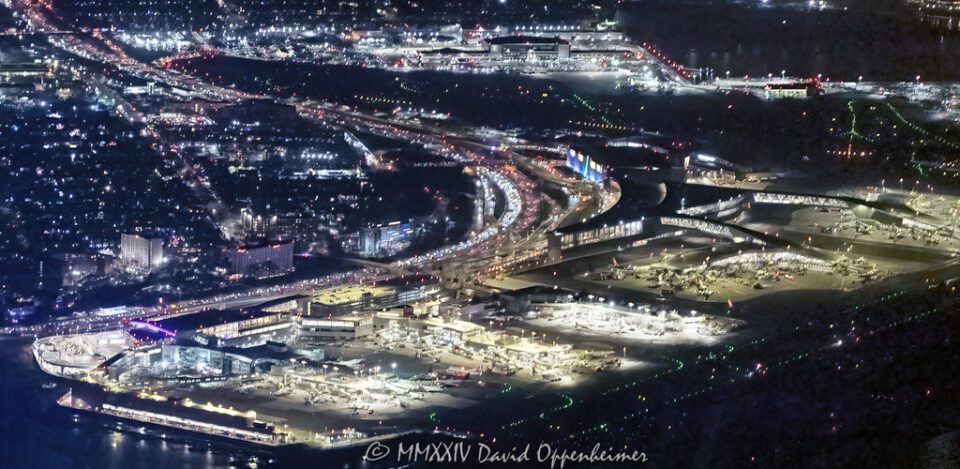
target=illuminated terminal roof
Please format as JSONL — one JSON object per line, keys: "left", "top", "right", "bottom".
{"left": 419, "top": 317, "right": 484, "bottom": 335}
{"left": 310, "top": 285, "right": 396, "bottom": 306}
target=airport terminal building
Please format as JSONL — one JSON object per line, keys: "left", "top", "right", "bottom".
{"left": 484, "top": 36, "right": 571, "bottom": 60}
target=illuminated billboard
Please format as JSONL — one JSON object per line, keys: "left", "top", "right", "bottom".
{"left": 566, "top": 148, "right": 604, "bottom": 184}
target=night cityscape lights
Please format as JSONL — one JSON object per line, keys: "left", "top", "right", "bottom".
{"left": 2, "top": 0, "right": 960, "bottom": 467}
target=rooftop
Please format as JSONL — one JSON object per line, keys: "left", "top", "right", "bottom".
{"left": 310, "top": 285, "right": 396, "bottom": 306}
{"left": 485, "top": 35, "right": 570, "bottom": 45}
{"left": 419, "top": 317, "right": 484, "bottom": 334}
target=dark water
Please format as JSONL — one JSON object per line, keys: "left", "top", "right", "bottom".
{"left": 0, "top": 338, "right": 268, "bottom": 468}
{"left": 0, "top": 334, "right": 455, "bottom": 468}
{"left": 621, "top": 2, "right": 960, "bottom": 81}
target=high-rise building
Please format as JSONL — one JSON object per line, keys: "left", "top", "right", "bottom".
{"left": 358, "top": 220, "right": 415, "bottom": 256}
{"left": 120, "top": 233, "right": 164, "bottom": 271}
{"left": 240, "top": 208, "right": 277, "bottom": 234}
{"left": 226, "top": 241, "right": 294, "bottom": 278}
{"left": 61, "top": 253, "right": 114, "bottom": 287}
